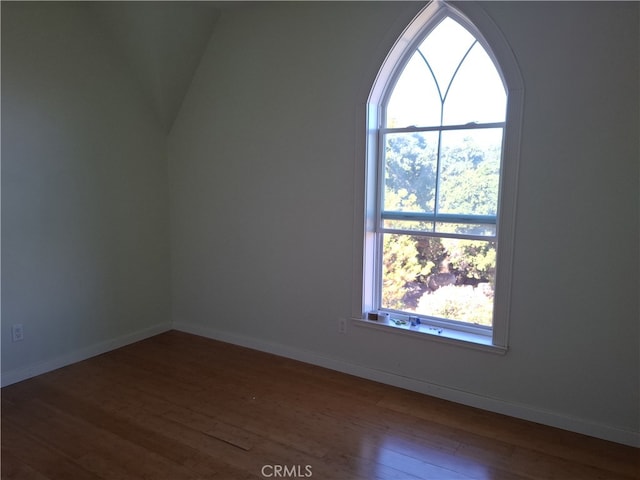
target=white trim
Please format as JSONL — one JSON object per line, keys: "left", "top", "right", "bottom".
{"left": 369, "top": 1, "right": 443, "bottom": 107}
{"left": 3, "top": 318, "right": 637, "bottom": 446}
{"left": 173, "top": 321, "right": 639, "bottom": 448}
{"left": 352, "top": 317, "right": 507, "bottom": 355}
{"left": 0, "top": 322, "right": 172, "bottom": 387}
{"left": 456, "top": 0, "right": 526, "bottom": 349}
{"left": 358, "top": 1, "right": 525, "bottom": 350}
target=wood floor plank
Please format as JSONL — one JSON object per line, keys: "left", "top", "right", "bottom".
{"left": 2, "top": 377, "right": 256, "bottom": 479}
{"left": 2, "top": 330, "right": 638, "bottom": 480}
{"left": 376, "top": 388, "right": 639, "bottom": 478}
{"left": 3, "top": 394, "right": 204, "bottom": 480}
{"left": 25, "top": 368, "right": 341, "bottom": 478}
{"left": 1, "top": 420, "right": 101, "bottom": 480}
{"left": 0, "top": 448, "right": 51, "bottom": 480}
{"left": 71, "top": 350, "right": 347, "bottom": 459}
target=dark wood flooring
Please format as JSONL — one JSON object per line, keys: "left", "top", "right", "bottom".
{"left": 2, "top": 330, "right": 638, "bottom": 479}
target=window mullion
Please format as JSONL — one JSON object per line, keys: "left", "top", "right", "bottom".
{"left": 380, "top": 228, "right": 496, "bottom": 242}
{"left": 382, "top": 211, "right": 496, "bottom": 224}
{"left": 442, "top": 40, "right": 478, "bottom": 105}
{"left": 417, "top": 48, "right": 443, "bottom": 105}
{"left": 381, "top": 122, "right": 505, "bottom": 134}
{"left": 433, "top": 128, "right": 443, "bottom": 230}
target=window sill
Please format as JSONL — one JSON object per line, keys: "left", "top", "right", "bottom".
{"left": 352, "top": 317, "right": 507, "bottom": 355}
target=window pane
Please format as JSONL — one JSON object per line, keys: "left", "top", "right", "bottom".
{"left": 386, "top": 52, "right": 441, "bottom": 128}
{"left": 381, "top": 234, "right": 495, "bottom": 326}
{"left": 443, "top": 43, "right": 506, "bottom": 125}
{"left": 437, "top": 128, "right": 502, "bottom": 216}
{"left": 383, "top": 132, "right": 439, "bottom": 214}
{"left": 418, "top": 17, "right": 475, "bottom": 100}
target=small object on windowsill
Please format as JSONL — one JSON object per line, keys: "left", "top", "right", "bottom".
{"left": 409, "top": 315, "right": 420, "bottom": 327}
{"left": 367, "top": 311, "right": 390, "bottom": 322}
{"left": 392, "top": 318, "right": 407, "bottom": 326}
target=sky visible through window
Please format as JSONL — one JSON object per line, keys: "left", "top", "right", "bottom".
{"left": 386, "top": 17, "right": 506, "bottom": 129}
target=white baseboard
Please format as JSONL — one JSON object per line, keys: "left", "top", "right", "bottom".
{"left": 173, "top": 321, "right": 640, "bottom": 448}
{"left": 0, "top": 323, "right": 172, "bottom": 387}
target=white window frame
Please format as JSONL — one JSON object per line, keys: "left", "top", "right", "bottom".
{"left": 354, "top": 1, "right": 523, "bottom": 353}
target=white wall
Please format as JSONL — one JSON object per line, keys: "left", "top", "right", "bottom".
{"left": 1, "top": 2, "right": 171, "bottom": 382}
{"left": 1, "top": 0, "right": 637, "bottom": 447}
{"left": 169, "top": 1, "right": 639, "bottom": 445}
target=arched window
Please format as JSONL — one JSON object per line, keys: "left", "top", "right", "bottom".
{"left": 358, "top": 1, "right": 523, "bottom": 352}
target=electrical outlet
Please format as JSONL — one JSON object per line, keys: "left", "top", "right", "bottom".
{"left": 12, "top": 324, "right": 24, "bottom": 342}
{"left": 338, "top": 318, "right": 347, "bottom": 334}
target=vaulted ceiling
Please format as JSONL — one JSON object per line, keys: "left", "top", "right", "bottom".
{"left": 89, "top": 2, "right": 245, "bottom": 133}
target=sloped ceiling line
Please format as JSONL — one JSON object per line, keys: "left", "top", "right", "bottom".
{"left": 90, "top": 2, "right": 223, "bottom": 133}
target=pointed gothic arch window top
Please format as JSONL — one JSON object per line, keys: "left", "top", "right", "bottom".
{"left": 386, "top": 16, "right": 507, "bottom": 129}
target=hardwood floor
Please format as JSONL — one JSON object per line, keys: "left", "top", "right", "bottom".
{"left": 2, "top": 331, "right": 638, "bottom": 479}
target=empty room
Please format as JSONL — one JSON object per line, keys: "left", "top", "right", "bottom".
{"left": 2, "top": 1, "right": 638, "bottom": 479}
